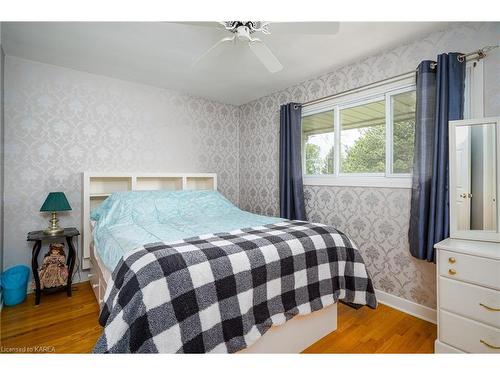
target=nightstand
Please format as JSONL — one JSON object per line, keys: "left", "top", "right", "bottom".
{"left": 27, "top": 227, "right": 80, "bottom": 305}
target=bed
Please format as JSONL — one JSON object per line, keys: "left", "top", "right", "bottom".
{"left": 83, "top": 172, "right": 376, "bottom": 353}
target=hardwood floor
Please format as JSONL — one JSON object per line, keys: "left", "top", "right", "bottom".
{"left": 304, "top": 302, "right": 437, "bottom": 353}
{"left": 1, "top": 282, "right": 101, "bottom": 353}
{"left": 0, "top": 281, "right": 436, "bottom": 353}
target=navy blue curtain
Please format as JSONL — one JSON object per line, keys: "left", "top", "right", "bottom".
{"left": 409, "top": 53, "right": 465, "bottom": 262}
{"left": 279, "top": 103, "right": 306, "bottom": 220}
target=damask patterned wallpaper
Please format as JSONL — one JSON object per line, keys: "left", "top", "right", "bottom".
{"left": 0, "top": 46, "right": 5, "bottom": 274}
{"left": 3, "top": 56, "right": 240, "bottom": 270}
{"left": 239, "top": 23, "right": 499, "bottom": 309}
{"left": 2, "top": 23, "right": 498, "bottom": 308}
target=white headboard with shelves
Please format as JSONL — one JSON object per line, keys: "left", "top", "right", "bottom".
{"left": 82, "top": 172, "right": 217, "bottom": 269}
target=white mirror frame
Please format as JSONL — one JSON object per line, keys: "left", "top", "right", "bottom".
{"left": 449, "top": 116, "right": 500, "bottom": 242}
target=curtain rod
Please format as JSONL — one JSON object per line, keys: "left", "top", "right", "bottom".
{"left": 430, "top": 44, "right": 498, "bottom": 68}
{"left": 300, "top": 44, "right": 498, "bottom": 108}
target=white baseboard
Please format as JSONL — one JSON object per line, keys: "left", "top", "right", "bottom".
{"left": 375, "top": 288, "right": 437, "bottom": 324}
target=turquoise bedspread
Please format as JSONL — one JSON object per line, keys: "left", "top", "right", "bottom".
{"left": 91, "top": 190, "right": 283, "bottom": 270}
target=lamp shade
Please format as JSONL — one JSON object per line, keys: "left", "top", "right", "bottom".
{"left": 40, "top": 192, "right": 72, "bottom": 212}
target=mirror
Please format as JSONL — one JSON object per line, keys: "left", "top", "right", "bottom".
{"left": 454, "top": 122, "right": 497, "bottom": 232}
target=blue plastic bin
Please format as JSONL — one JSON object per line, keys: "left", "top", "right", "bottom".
{"left": 1, "top": 265, "right": 30, "bottom": 306}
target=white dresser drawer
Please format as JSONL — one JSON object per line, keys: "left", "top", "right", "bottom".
{"left": 438, "top": 250, "right": 500, "bottom": 290}
{"left": 440, "top": 310, "right": 500, "bottom": 353}
{"left": 440, "top": 277, "right": 500, "bottom": 328}
{"left": 435, "top": 340, "right": 464, "bottom": 353}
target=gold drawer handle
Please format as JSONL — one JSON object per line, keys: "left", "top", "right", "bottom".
{"left": 479, "top": 303, "right": 500, "bottom": 312}
{"left": 480, "top": 339, "right": 500, "bottom": 349}
{"left": 448, "top": 269, "right": 456, "bottom": 275}
{"left": 448, "top": 257, "right": 456, "bottom": 264}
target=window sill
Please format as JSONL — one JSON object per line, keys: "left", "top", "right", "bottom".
{"left": 303, "top": 175, "right": 412, "bottom": 189}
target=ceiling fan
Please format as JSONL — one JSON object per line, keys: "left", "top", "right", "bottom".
{"left": 175, "top": 21, "right": 340, "bottom": 73}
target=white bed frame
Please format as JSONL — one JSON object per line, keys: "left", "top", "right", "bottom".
{"left": 82, "top": 172, "right": 218, "bottom": 270}
{"left": 83, "top": 171, "right": 337, "bottom": 353}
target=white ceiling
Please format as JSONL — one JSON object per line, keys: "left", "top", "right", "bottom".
{"left": 2, "top": 22, "right": 451, "bottom": 105}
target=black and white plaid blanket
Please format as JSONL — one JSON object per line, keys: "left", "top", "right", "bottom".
{"left": 94, "top": 221, "right": 377, "bottom": 353}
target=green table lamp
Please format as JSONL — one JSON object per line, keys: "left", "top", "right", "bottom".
{"left": 40, "top": 192, "right": 72, "bottom": 235}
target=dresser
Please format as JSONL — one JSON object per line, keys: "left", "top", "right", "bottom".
{"left": 434, "top": 238, "right": 500, "bottom": 353}
{"left": 436, "top": 117, "right": 500, "bottom": 353}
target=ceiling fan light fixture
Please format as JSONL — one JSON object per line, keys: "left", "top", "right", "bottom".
{"left": 188, "top": 21, "right": 339, "bottom": 74}
{"left": 236, "top": 26, "right": 251, "bottom": 42}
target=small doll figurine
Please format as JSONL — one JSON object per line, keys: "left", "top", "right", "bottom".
{"left": 38, "top": 243, "right": 69, "bottom": 289}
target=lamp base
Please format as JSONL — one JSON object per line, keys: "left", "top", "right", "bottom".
{"left": 44, "top": 212, "right": 64, "bottom": 235}
{"left": 43, "top": 227, "right": 64, "bottom": 235}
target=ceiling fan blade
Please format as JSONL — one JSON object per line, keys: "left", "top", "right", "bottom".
{"left": 192, "top": 36, "right": 235, "bottom": 67}
{"left": 265, "top": 22, "right": 340, "bottom": 35}
{"left": 168, "top": 21, "right": 226, "bottom": 29}
{"left": 249, "top": 40, "right": 283, "bottom": 73}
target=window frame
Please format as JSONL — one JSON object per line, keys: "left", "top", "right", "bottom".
{"left": 302, "top": 74, "right": 416, "bottom": 188}
{"left": 301, "top": 109, "right": 335, "bottom": 176}
{"left": 386, "top": 86, "right": 417, "bottom": 178}
{"left": 301, "top": 65, "right": 484, "bottom": 189}
{"left": 464, "top": 59, "right": 484, "bottom": 119}
{"left": 337, "top": 94, "right": 386, "bottom": 177}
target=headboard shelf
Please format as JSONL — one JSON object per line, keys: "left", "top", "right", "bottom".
{"left": 90, "top": 193, "right": 112, "bottom": 198}
{"left": 135, "top": 176, "right": 183, "bottom": 191}
{"left": 89, "top": 176, "right": 133, "bottom": 195}
{"left": 186, "top": 176, "right": 216, "bottom": 190}
{"left": 82, "top": 172, "right": 217, "bottom": 269}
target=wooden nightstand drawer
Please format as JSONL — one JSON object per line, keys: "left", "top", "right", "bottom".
{"left": 440, "top": 277, "right": 500, "bottom": 328}
{"left": 438, "top": 250, "right": 500, "bottom": 290}
{"left": 440, "top": 310, "right": 500, "bottom": 353}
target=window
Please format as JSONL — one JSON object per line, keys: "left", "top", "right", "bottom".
{"left": 302, "top": 110, "right": 334, "bottom": 175}
{"left": 391, "top": 90, "right": 416, "bottom": 174}
{"left": 340, "top": 99, "right": 386, "bottom": 174}
{"left": 464, "top": 60, "right": 484, "bottom": 119}
{"left": 301, "top": 65, "right": 483, "bottom": 188}
{"left": 301, "top": 75, "right": 417, "bottom": 188}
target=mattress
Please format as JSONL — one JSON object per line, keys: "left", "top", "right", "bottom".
{"left": 90, "top": 190, "right": 283, "bottom": 271}
{"left": 91, "top": 240, "right": 112, "bottom": 283}
{"left": 90, "top": 220, "right": 112, "bottom": 282}
{"left": 95, "top": 220, "right": 377, "bottom": 353}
